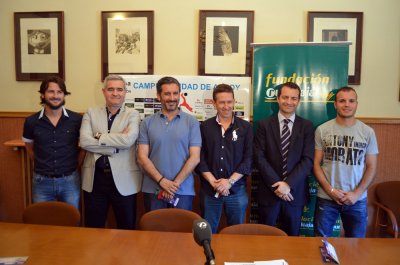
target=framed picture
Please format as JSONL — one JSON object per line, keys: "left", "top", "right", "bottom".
{"left": 307, "top": 12, "right": 363, "bottom": 85}
{"left": 101, "top": 11, "right": 154, "bottom": 80}
{"left": 14, "top": 11, "right": 64, "bottom": 81}
{"left": 198, "top": 10, "right": 254, "bottom": 76}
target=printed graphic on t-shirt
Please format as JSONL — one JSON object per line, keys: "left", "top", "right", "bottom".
{"left": 322, "top": 135, "right": 367, "bottom": 165}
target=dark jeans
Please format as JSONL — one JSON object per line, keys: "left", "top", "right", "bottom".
{"left": 200, "top": 185, "right": 248, "bottom": 234}
{"left": 84, "top": 168, "right": 136, "bottom": 230}
{"left": 314, "top": 197, "right": 368, "bottom": 238}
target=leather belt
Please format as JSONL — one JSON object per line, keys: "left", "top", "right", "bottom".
{"left": 43, "top": 171, "right": 74, "bottom": 178}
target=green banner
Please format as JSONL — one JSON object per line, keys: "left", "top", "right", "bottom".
{"left": 252, "top": 43, "right": 349, "bottom": 236}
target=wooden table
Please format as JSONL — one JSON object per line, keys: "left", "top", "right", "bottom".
{"left": 0, "top": 222, "right": 399, "bottom": 265}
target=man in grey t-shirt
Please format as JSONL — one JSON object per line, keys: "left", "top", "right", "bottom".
{"left": 314, "top": 86, "right": 378, "bottom": 238}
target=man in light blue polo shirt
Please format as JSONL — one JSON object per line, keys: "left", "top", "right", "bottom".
{"left": 137, "top": 76, "right": 201, "bottom": 211}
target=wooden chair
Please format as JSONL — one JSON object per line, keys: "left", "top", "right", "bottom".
{"left": 23, "top": 201, "right": 80, "bottom": 227}
{"left": 219, "top": 223, "right": 288, "bottom": 236}
{"left": 138, "top": 208, "right": 201, "bottom": 232}
{"left": 373, "top": 181, "right": 400, "bottom": 238}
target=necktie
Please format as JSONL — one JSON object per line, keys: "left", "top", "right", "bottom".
{"left": 281, "top": 119, "right": 291, "bottom": 179}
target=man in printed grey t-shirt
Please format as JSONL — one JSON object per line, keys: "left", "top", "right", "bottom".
{"left": 313, "top": 86, "right": 378, "bottom": 238}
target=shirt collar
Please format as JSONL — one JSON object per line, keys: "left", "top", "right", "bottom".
{"left": 159, "top": 108, "right": 182, "bottom": 119}
{"left": 38, "top": 106, "right": 68, "bottom": 119}
{"left": 106, "top": 107, "right": 122, "bottom": 119}
{"left": 120, "top": 104, "right": 126, "bottom": 112}
{"left": 105, "top": 104, "right": 125, "bottom": 112}
{"left": 215, "top": 114, "right": 235, "bottom": 126}
{"left": 278, "top": 111, "right": 295, "bottom": 124}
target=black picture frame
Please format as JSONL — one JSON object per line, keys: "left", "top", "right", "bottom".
{"left": 14, "top": 11, "right": 64, "bottom": 81}
{"left": 308, "top": 12, "right": 363, "bottom": 85}
{"left": 198, "top": 10, "right": 254, "bottom": 76}
{"left": 101, "top": 11, "right": 154, "bottom": 80}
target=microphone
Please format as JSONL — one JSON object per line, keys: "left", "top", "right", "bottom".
{"left": 192, "top": 219, "right": 216, "bottom": 265}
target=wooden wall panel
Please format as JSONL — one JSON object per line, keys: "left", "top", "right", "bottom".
{"left": 0, "top": 114, "right": 28, "bottom": 222}
{"left": 360, "top": 118, "right": 400, "bottom": 185}
{"left": 0, "top": 113, "right": 399, "bottom": 235}
{"left": 359, "top": 118, "right": 400, "bottom": 237}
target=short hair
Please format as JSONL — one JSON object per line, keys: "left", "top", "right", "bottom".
{"left": 38, "top": 76, "right": 70, "bottom": 104}
{"left": 103, "top": 74, "right": 126, "bottom": 90}
{"left": 213, "top": 83, "right": 234, "bottom": 101}
{"left": 335, "top": 86, "right": 357, "bottom": 101}
{"left": 277, "top": 82, "right": 301, "bottom": 99}
{"left": 156, "top": 76, "right": 181, "bottom": 94}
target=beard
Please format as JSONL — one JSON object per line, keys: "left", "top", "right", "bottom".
{"left": 44, "top": 98, "right": 65, "bottom": 110}
{"left": 164, "top": 100, "right": 179, "bottom": 111}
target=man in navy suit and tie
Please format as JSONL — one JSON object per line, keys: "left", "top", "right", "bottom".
{"left": 254, "top": 82, "right": 314, "bottom": 236}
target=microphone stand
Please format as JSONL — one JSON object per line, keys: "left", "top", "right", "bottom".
{"left": 205, "top": 257, "right": 216, "bottom": 265}
{"left": 203, "top": 243, "right": 216, "bottom": 265}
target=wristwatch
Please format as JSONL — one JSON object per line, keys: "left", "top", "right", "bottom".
{"left": 94, "top": 132, "right": 102, "bottom": 140}
{"left": 228, "top": 178, "right": 236, "bottom": 187}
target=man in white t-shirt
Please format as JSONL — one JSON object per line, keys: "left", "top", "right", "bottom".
{"left": 313, "top": 86, "right": 378, "bottom": 238}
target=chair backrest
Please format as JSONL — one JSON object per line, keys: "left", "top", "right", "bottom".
{"left": 219, "top": 224, "right": 288, "bottom": 236}
{"left": 375, "top": 181, "right": 400, "bottom": 226}
{"left": 366, "top": 182, "right": 379, "bottom": 237}
{"left": 23, "top": 201, "right": 80, "bottom": 227}
{"left": 138, "top": 208, "right": 201, "bottom": 232}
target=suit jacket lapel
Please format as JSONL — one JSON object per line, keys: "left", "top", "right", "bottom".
{"left": 99, "top": 106, "right": 109, "bottom": 133}
{"left": 288, "top": 117, "right": 300, "bottom": 155}
{"left": 271, "top": 115, "right": 281, "bottom": 153}
{"left": 109, "top": 106, "right": 125, "bottom": 132}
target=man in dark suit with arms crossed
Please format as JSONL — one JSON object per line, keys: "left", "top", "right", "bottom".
{"left": 254, "top": 82, "right": 314, "bottom": 236}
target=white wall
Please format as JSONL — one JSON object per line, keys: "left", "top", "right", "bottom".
{"left": 0, "top": 0, "right": 399, "bottom": 117}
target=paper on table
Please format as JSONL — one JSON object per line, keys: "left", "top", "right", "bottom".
{"left": 0, "top": 256, "right": 29, "bottom": 265}
{"left": 225, "top": 260, "right": 288, "bottom": 265}
{"left": 225, "top": 263, "right": 255, "bottom": 265}
{"left": 255, "top": 260, "right": 288, "bottom": 265}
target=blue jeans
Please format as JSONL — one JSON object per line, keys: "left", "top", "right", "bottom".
{"left": 32, "top": 171, "right": 80, "bottom": 209}
{"left": 143, "top": 192, "right": 194, "bottom": 212}
{"left": 314, "top": 197, "right": 368, "bottom": 238}
{"left": 200, "top": 185, "right": 248, "bottom": 233}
